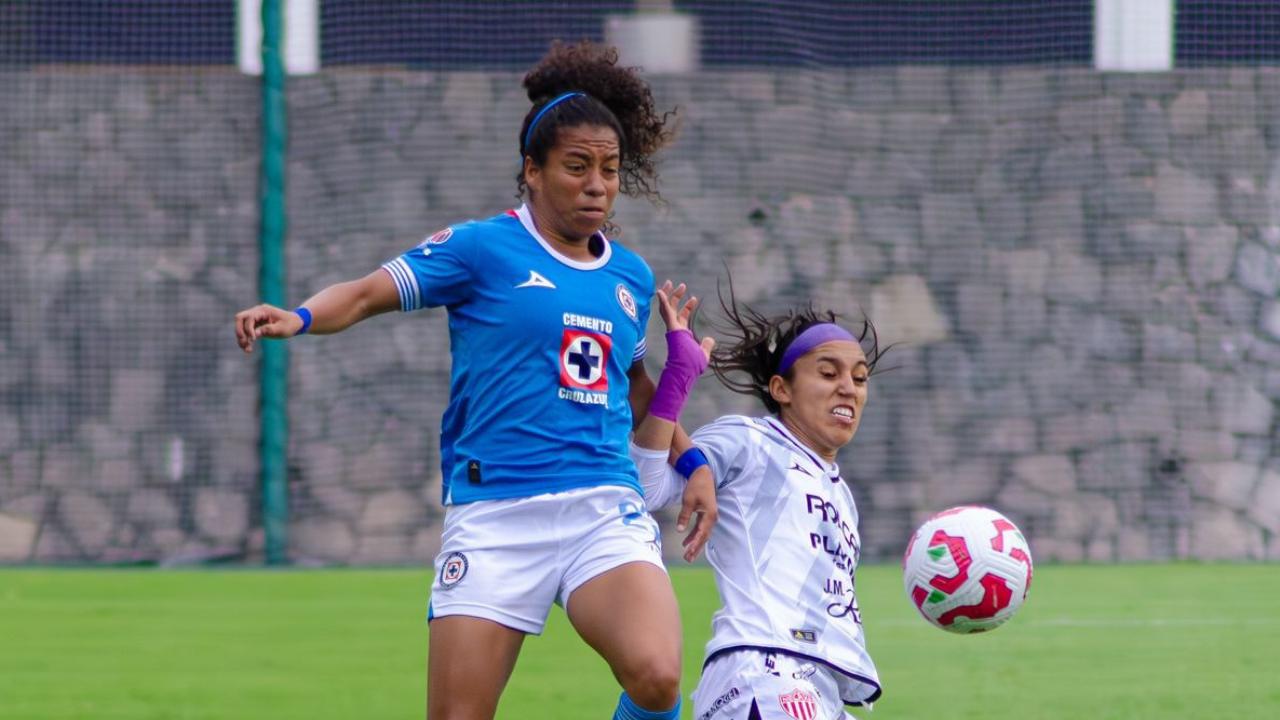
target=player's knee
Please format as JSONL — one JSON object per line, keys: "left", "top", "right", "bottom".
{"left": 621, "top": 656, "right": 682, "bottom": 710}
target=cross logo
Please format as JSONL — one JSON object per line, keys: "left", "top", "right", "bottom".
{"left": 560, "top": 329, "right": 611, "bottom": 391}
{"left": 568, "top": 339, "right": 600, "bottom": 380}
{"left": 439, "top": 552, "right": 468, "bottom": 588}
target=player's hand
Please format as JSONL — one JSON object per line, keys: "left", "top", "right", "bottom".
{"left": 655, "top": 279, "right": 696, "bottom": 332}
{"left": 677, "top": 465, "right": 718, "bottom": 562}
{"left": 234, "top": 303, "right": 303, "bottom": 354}
{"left": 656, "top": 280, "right": 715, "bottom": 360}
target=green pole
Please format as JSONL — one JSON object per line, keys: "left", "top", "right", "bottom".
{"left": 259, "top": 0, "right": 289, "bottom": 565}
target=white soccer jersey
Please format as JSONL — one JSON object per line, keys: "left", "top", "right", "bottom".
{"left": 633, "top": 415, "right": 881, "bottom": 707}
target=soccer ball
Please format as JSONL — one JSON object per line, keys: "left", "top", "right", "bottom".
{"left": 902, "top": 506, "right": 1033, "bottom": 634}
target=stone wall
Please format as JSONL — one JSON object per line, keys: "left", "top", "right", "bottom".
{"left": 0, "top": 68, "right": 262, "bottom": 564}
{"left": 1, "top": 66, "right": 1277, "bottom": 565}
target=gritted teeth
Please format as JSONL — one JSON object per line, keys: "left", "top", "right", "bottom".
{"left": 832, "top": 406, "right": 854, "bottom": 419}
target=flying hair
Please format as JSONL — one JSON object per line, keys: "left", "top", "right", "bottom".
{"left": 518, "top": 40, "right": 677, "bottom": 203}
{"left": 708, "top": 273, "right": 889, "bottom": 414}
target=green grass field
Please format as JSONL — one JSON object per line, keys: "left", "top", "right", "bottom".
{"left": 2, "top": 564, "right": 1277, "bottom": 719}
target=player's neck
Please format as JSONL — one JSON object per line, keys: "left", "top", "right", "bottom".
{"left": 776, "top": 415, "right": 837, "bottom": 465}
{"left": 527, "top": 205, "right": 599, "bottom": 261}
{"left": 545, "top": 232, "right": 597, "bottom": 262}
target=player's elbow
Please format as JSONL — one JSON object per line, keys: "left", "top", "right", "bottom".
{"left": 352, "top": 271, "right": 400, "bottom": 321}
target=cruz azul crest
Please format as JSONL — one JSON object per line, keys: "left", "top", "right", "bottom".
{"left": 439, "top": 552, "right": 468, "bottom": 588}
{"left": 615, "top": 283, "right": 638, "bottom": 321}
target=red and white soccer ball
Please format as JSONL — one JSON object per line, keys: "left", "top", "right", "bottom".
{"left": 902, "top": 506, "right": 1033, "bottom": 634}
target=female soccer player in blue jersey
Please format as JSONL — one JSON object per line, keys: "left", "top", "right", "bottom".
{"left": 634, "top": 291, "right": 888, "bottom": 720}
{"left": 233, "top": 41, "right": 716, "bottom": 720}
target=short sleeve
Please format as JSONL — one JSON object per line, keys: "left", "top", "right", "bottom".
{"left": 691, "top": 416, "right": 755, "bottom": 489}
{"left": 631, "top": 272, "right": 655, "bottom": 363}
{"left": 380, "top": 226, "right": 477, "bottom": 311}
{"left": 632, "top": 335, "right": 648, "bottom": 364}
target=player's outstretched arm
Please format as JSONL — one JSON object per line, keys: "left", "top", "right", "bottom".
{"left": 632, "top": 281, "right": 714, "bottom": 451}
{"left": 630, "top": 281, "right": 719, "bottom": 559}
{"left": 234, "top": 269, "right": 400, "bottom": 354}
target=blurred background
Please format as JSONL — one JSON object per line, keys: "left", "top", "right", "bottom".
{"left": 1, "top": 0, "right": 1278, "bottom": 568}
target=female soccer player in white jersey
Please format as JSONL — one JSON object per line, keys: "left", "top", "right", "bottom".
{"left": 634, "top": 294, "right": 888, "bottom": 720}
{"left": 233, "top": 41, "right": 718, "bottom": 720}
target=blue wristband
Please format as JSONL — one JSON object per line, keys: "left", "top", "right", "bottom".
{"left": 294, "top": 307, "right": 312, "bottom": 335}
{"left": 674, "top": 447, "right": 709, "bottom": 479}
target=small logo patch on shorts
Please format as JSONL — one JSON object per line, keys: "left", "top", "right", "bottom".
{"left": 779, "top": 688, "right": 818, "bottom": 720}
{"left": 440, "top": 552, "right": 469, "bottom": 588}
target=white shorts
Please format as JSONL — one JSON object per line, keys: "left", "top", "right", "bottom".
{"left": 427, "top": 484, "right": 665, "bottom": 634}
{"left": 692, "top": 650, "right": 853, "bottom": 720}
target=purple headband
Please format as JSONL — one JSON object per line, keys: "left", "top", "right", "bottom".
{"left": 776, "top": 323, "right": 857, "bottom": 376}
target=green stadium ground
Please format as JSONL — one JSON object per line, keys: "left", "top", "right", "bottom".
{"left": 1, "top": 564, "right": 1276, "bottom": 719}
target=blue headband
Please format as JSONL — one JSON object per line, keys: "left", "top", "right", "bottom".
{"left": 522, "top": 91, "right": 585, "bottom": 155}
{"left": 776, "top": 323, "right": 857, "bottom": 376}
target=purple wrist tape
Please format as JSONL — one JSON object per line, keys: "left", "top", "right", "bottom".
{"left": 648, "top": 329, "right": 707, "bottom": 422}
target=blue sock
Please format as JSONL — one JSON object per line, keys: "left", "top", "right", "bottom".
{"left": 612, "top": 691, "right": 681, "bottom": 720}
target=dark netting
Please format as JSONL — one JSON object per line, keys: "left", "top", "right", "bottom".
{"left": 283, "top": 2, "right": 1280, "bottom": 565}
{"left": 0, "top": 1, "right": 259, "bottom": 564}
{"left": 314, "top": 1, "right": 1093, "bottom": 68}
{"left": 2, "top": 2, "right": 1277, "bottom": 566}
{"left": 1178, "top": 0, "right": 1280, "bottom": 65}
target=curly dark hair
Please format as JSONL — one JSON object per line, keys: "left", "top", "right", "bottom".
{"left": 517, "top": 40, "right": 676, "bottom": 204}
{"left": 709, "top": 276, "right": 888, "bottom": 414}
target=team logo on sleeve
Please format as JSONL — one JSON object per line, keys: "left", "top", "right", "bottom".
{"left": 439, "top": 552, "right": 468, "bottom": 588}
{"left": 415, "top": 228, "right": 452, "bottom": 257}
{"left": 615, "top": 284, "right": 638, "bottom": 321}
{"left": 560, "top": 330, "right": 611, "bottom": 391}
{"left": 424, "top": 227, "right": 453, "bottom": 246}
{"left": 778, "top": 689, "right": 818, "bottom": 720}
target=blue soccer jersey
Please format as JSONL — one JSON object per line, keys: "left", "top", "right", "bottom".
{"left": 381, "top": 205, "right": 654, "bottom": 505}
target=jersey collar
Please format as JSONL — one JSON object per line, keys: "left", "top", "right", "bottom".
{"left": 514, "top": 204, "right": 612, "bottom": 270}
{"left": 764, "top": 416, "right": 842, "bottom": 481}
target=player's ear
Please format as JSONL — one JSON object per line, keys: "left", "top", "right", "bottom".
{"left": 524, "top": 156, "right": 541, "bottom": 194}
{"left": 768, "top": 375, "right": 791, "bottom": 407}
